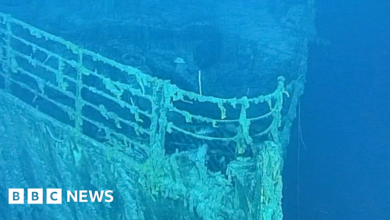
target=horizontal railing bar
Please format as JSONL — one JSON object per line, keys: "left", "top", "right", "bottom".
{"left": 82, "top": 100, "right": 151, "bottom": 136}
{"left": 13, "top": 49, "right": 77, "bottom": 83}
{"left": 169, "top": 105, "right": 275, "bottom": 123}
{"left": 170, "top": 124, "right": 236, "bottom": 142}
{"left": 14, "top": 67, "right": 76, "bottom": 99}
{"left": 7, "top": 77, "right": 76, "bottom": 117}
{"left": 83, "top": 84, "right": 152, "bottom": 118}
{"left": 82, "top": 68, "right": 154, "bottom": 101}
{"left": 80, "top": 115, "right": 149, "bottom": 148}
{"left": 10, "top": 34, "right": 80, "bottom": 72}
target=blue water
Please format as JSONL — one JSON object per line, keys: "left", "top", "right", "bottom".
{"left": 284, "top": 0, "right": 390, "bottom": 219}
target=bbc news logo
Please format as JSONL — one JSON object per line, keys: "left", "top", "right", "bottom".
{"left": 9, "top": 189, "right": 114, "bottom": 204}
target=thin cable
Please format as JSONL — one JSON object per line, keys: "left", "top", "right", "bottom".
{"left": 298, "top": 101, "right": 307, "bottom": 150}
{"left": 297, "top": 122, "right": 301, "bottom": 220}
{"left": 297, "top": 100, "right": 306, "bottom": 220}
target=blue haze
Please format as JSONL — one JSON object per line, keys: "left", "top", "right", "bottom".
{"left": 284, "top": 0, "right": 390, "bottom": 219}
